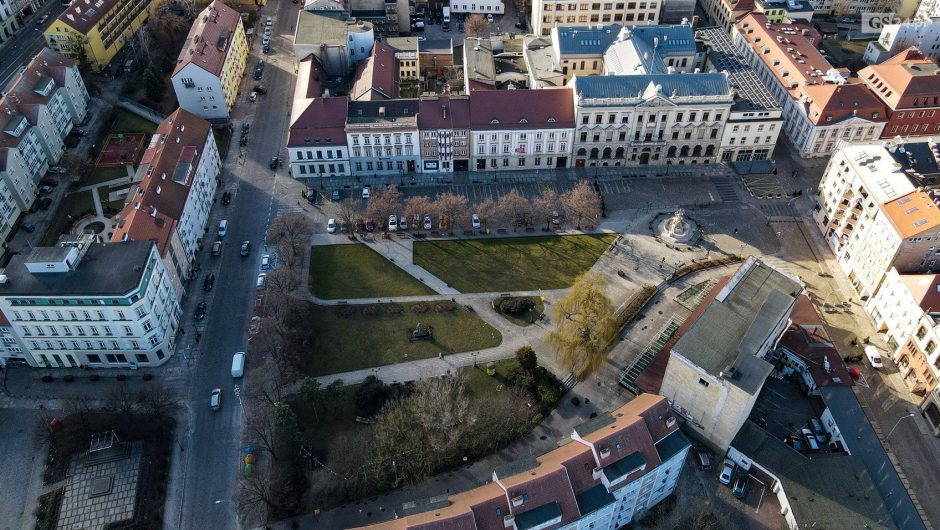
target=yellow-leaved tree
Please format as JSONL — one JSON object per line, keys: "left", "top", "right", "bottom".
{"left": 547, "top": 272, "right": 617, "bottom": 380}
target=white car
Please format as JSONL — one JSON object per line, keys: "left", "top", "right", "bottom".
{"left": 486, "top": 13, "right": 493, "bottom": 23}
{"left": 362, "top": 186, "right": 370, "bottom": 199}
{"left": 388, "top": 214, "right": 398, "bottom": 232}
{"left": 265, "top": 16, "right": 273, "bottom": 26}
{"left": 249, "top": 91, "right": 258, "bottom": 102}
{"left": 471, "top": 214, "right": 481, "bottom": 229}
{"left": 865, "top": 345, "right": 883, "bottom": 369}
{"left": 719, "top": 458, "right": 734, "bottom": 485}
{"left": 256, "top": 273, "right": 266, "bottom": 288}
{"left": 399, "top": 216, "right": 408, "bottom": 230}
{"left": 260, "top": 254, "right": 270, "bottom": 270}
{"left": 261, "top": 36, "right": 270, "bottom": 47}
{"left": 263, "top": 27, "right": 272, "bottom": 37}
{"left": 327, "top": 218, "right": 336, "bottom": 233}
{"left": 423, "top": 215, "right": 432, "bottom": 230}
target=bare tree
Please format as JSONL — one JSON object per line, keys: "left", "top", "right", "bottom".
{"left": 265, "top": 267, "right": 303, "bottom": 296}
{"left": 474, "top": 197, "right": 499, "bottom": 231}
{"left": 560, "top": 180, "right": 601, "bottom": 229}
{"left": 138, "top": 383, "right": 180, "bottom": 422}
{"left": 104, "top": 382, "right": 137, "bottom": 414}
{"left": 245, "top": 402, "right": 282, "bottom": 460}
{"left": 244, "top": 355, "right": 297, "bottom": 406}
{"left": 148, "top": 0, "right": 189, "bottom": 48}
{"left": 366, "top": 186, "right": 403, "bottom": 232}
{"left": 434, "top": 192, "right": 469, "bottom": 232}
{"left": 531, "top": 188, "right": 558, "bottom": 230}
{"left": 267, "top": 213, "right": 314, "bottom": 247}
{"left": 465, "top": 14, "right": 490, "bottom": 38}
{"left": 497, "top": 188, "right": 531, "bottom": 231}
{"left": 63, "top": 398, "right": 95, "bottom": 430}
{"left": 403, "top": 196, "right": 434, "bottom": 232}
{"left": 337, "top": 198, "right": 359, "bottom": 234}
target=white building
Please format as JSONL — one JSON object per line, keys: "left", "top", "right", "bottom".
{"left": 0, "top": 237, "right": 180, "bottom": 368}
{"left": 346, "top": 100, "right": 421, "bottom": 176}
{"left": 469, "top": 89, "right": 575, "bottom": 171}
{"left": 111, "top": 109, "right": 221, "bottom": 297}
{"left": 356, "top": 394, "right": 690, "bottom": 530}
{"left": 293, "top": 8, "right": 374, "bottom": 76}
{"left": 449, "top": 0, "right": 504, "bottom": 14}
{"left": 734, "top": 14, "right": 887, "bottom": 158}
{"left": 0, "top": 0, "right": 41, "bottom": 44}
{"left": 288, "top": 57, "right": 350, "bottom": 179}
{"left": 917, "top": 0, "right": 940, "bottom": 20}
{"left": 171, "top": 0, "right": 249, "bottom": 121}
{"left": 863, "top": 19, "right": 940, "bottom": 64}
{"left": 0, "top": 48, "right": 89, "bottom": 257}
{"left": 530, "top": 0, "right": 660, "bottom": 36}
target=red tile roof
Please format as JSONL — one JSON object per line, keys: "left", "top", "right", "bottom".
{"left": 899, "top": 273, "right": 940, "bottom": 312}
{"left": 802, "top": 83, "right": 887, "bottom": 126}
{"left": 469, "top": 89, "right": 575, "bottom": 130}
{"left": 56, "top": 0, "right": 124, "bottom": 33}
{"left": 288, "top": 96, "right": 348, "bottom": 147}
{"left": 859, "top": 48, "right": 940, "bottom": 111}
{"left": 351, "top": 42, "right": 398, "bottom": 101}
{"left": 777, "top": 295, "right": 854, "bottom": 388}
{"left": 173, "top": 0, "right": 243, "bottom": 77}
{"left": 417, "top": 95, "right": 470, "bottom": 130}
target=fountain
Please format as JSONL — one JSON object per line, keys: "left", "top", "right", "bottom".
{"left": 655, "top": 208, "right": 700, "bottom": 245}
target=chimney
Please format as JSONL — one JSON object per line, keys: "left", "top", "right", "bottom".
{"left": 379, "top": 106, "right": 386, "bottom": 117}
{"left": 442, "top": 104, "right": 447, "bottom": 119}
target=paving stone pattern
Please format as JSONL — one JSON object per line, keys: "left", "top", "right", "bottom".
{"left": 57, "top": 442, "right": 142, "bottom": 529}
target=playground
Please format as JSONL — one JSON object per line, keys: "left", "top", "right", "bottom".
{"left": 95, "top": 133, "right": 147, "bottom": 167}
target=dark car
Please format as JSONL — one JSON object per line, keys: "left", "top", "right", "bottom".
{"left": 64, "top": 136, "right": 80, "bottom": 148}
{"left": 253, "top": 84, "right": 267, "bottom": 95}
{"left": 331, "top": 189, "right": 341, "bottom": 201}
{"left": 39, "top": 177, "right": 58, "bottom": 187}
{"left": 240, "top": 240, "right": 251, "bottom": 256}
{"left": 70, "top": 128, "right": 88, "bottom": 137}
{"left": 733, "top": 476, "right": 747, "bottom": 498}
{"left": 21, "top": 222, "right": 35, "bottom": 233}
{"left": 514, "top": 20, "right": 527, "bottom": 30}
{"left": 269, "top": 157, "right": 279, "bottom": 169}
{"left": 253, "top": 60, "right": 264, "bottom": 79}
{"left": 203, "top": 273, "right": 216, "bottom": 291}
{"left": 194, "top": 301, "right": 207, "bottom": 320}
{"left": 240, "top": 122, "right": 250, "bottom": 134}
{"left": 38, "top": 197, "right": 53, "bottom": 210}
{"left": 458, "top": 22, "right": 464, "bottom": 32}
{"left": 239, "top": 134, "right": 248, "bottom": 146}
{"left": 222, "top": 191, "right": 231, "bottom": 205}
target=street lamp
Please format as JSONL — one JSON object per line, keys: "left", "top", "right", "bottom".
{"left": 886, "top": 413, "right": 916, "bottom": 441}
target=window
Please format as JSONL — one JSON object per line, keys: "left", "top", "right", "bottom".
{"left": 136, "top": 353, "right": 149, "bottom": 363}
{"left": 87, "top": 354, "right": 101, "bottom": 363}
{"left": 698, "top": 378, "right": 709, "bottom": 388}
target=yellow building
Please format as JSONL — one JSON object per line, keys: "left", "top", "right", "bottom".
{"left": 43, "top": 0, "right": 155, "bottom": 71}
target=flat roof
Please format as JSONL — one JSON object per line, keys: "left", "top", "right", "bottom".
{"left": 295, "top": 10, "right": 371, "bottom": 46}
{"left": 696, "top": 26, "right": 780, "bottom": 112}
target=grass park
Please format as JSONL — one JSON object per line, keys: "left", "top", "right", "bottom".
{"left": 303, "top": 301, "right": 502, "bottom": 376}
{"left": 309, "top": 244, "right": 436, "bottom": 299}
{"left": 413, "top": 234, "right": 618, "bottom": 293}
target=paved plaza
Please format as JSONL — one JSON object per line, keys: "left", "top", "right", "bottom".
{"left": 57, "top": 442, "right": 142, "bottom": 530}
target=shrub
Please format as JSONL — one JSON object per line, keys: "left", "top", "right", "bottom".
{"left": 143, "top": 373, "right": 153, "bottom": 381}
{"left": 337, "top": 305, "right": 356, "bottom": 317}
{"left": 411, "top": 303, "right": 430, "bottom": 313}
{"left": 63, "top": 375, "right": 74, "bottom": 382}
{"left": 499, "top": 297, "right": 536, "bottom": 316}
{"left": 571, "top": 396, "right": 581, "bottom": 406}
{"left": 538, "top": 382, "right": 561, "bottom": 406}
{"left": 363, "top": 305, "right": 380, "bottom": 317}
{"left": 386, "top": 303, "right": 404, "bottom": 315}
{"left": 41, "top": 375, "right": 52, "bottom": 383}
{"left": 507, "top": 365, "right": 534, "bottom": 393}
{"left": 435, "top": 301, "right": 456, "bottom": 313}
{"left": 90, "top": 374, "right": 100, "bottom": 381}
{"left": 531, "top": 413, "right": 544, "bottom": 425}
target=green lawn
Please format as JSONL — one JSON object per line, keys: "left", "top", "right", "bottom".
{"left": 40, "top": 191, "right": 96, "bottom": 246}
{"left": 110, "top": 110, "right": 158, "bottom": 135}
{"left": 309, "top": 244, "right": 436, "bottom": 300}
{"left": 85, "top": 166, "right": 130, "bottom": 187}
{"left": 413, "top": 234, "right": 617, "bottom": 293}
{"left": 303, "top": 301, "right": 502, "bottom": 376}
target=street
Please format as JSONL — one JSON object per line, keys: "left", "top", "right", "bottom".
{"left": 0, "top": 0, "right": 68, "bottom": 88}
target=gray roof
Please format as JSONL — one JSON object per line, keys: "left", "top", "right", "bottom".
{"left": 731, "top": 421, "right": 897, "bottom": 529}
{"left": 524, "top": 35, "right": 564, "bottom": 89}
{"left": 575, "top": 73, "right": 732, "bottom": 103}
{"left": 384, "top": 36, "right": 418, "bottom": 54}
{"left": 696, "top": 27, "right": 780, "bottom": 112}
{"left": 295, "top": 11, "right": 371, "bottom": 46}
{"left": 25, "top": 245, "right": 72, "bottom": 263}
{"left": 819, "top": 387, "right": 926, "bottom": 530}
{"left": 554, "top": 25, "right": 622, "bottom": 56}
{"left": 346, "top": 99, "right": 418, "bottom": 125}
{"left": 418, "top": 38, "right": 452, "bottom": 54}
{"left": 0, "top": 241, "right": 154, "bottom": 297}
{"left": 573, "top": 412, "right": 615, "bottom": 438}
{"left": 672, "top": 258, "right": 801, "bottom": 394}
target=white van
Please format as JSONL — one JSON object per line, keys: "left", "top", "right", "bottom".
{"left": 218, "top": 219, "right": 228, "bottom": 237}
{"left": 231, "top": 352, "right": 245, "bottom": 377}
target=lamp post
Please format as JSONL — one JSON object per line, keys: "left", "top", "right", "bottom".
{"left": 886, "top": 413, "right": 916, "bottom": 441}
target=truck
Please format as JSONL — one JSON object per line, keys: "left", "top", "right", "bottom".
{"left": 442, "top": 6, "right": 450, "bottom": 30}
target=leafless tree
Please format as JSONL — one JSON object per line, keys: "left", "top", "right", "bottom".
{"left": 561, "top": 180, "right": 601, "bottom": 229}
{"left": 244, "top": 355, "right": 297, "bottom": 406}
{"left": 366, "top": 186, "right": 403, "bottom": 231}
{"left": 104, "top": 382, "right": 137, "bottom": 414}
{"left": 497, "top": 188, "right": 531, "bottom": 231}
{"left": 267, "top": 213, "right": 314, "bottom": 247}
{"left": 404, "top": 196, "right": 434, "bottom": 232}
{"left": 265, "top": 267, "right": 303, "bottom": 296}
{"left": 530, "top": 188, "right": 558, "bottom": 230}
{"left": 60, "top": 151, "right": 95, "bottom": 184}
{"left": 148, "top": 0, "right": 189, "bottom": 48}
{"left": 474, "top": 197, "right": 499, "bottom": 231}
{"left": 337, "top": 198, "right": 359, "bottom": 234}
{"left": 434, "top": 192, "right": 468, "bottom": 232}
{"left": 465, "top": 14, "right": 490, "bottom": 38}
{"left": 245, "top": 402, "right": 282, "bottom": 460}
{"left": 137, "top": 383, "right": 179, "bottom": 422}
{"left": 63, "top": 398, "right": 95, "bottom": 430}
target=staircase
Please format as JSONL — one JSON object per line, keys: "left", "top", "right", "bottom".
{"left": 619, "top": 320, "right": 681, "bottom": 393}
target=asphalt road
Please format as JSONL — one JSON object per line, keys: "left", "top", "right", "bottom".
{"left": 0, "top": 0, "right": 68, "bottom": 88}
{"left": 175, "top": 1, "right": 300, "bottom": 528}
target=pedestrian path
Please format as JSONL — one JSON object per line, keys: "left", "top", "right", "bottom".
{"left": 366, "top": 237, "right": 460, "bottom": 295}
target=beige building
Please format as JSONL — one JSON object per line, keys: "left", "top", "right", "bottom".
{"left": 385, "top": 36, "right": 419, "bottom": 81}
{"left": 659, "top": 257, "right": 803, "bottom": 450}
{"left": 417, "top": 96, "right": 471, "bottom": 173}
{"left": 531, "top": 0, "right": 660, "bottom": 37}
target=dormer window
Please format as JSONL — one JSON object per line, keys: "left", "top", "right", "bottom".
{"left": 490, "top": 119, "right": 499, "bottom": 124}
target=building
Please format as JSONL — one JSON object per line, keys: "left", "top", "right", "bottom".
{"left": 418, "top": 38, "right": 454, "bottom": 79}
{"left": 170, "top": 1, "right": 248, "bottom": 121}
{"left": 524, "top": 25, "right": 622, "bottom": 89}
{"left": 0, "top": 0, "right": 43, "bottom": 44}
{"left": 0, "top": 237, "right": 180, "bottom": 368}
{"left": 700, "top": 0, "right": 754, "bottom": 30}
{"left": 734, "top": 14, "right": 887, "bottom": 158}
{"left": 384, "top": 36, "right": 419, "bottom": 81}
{"left": 0, "top": 49, "right": 90, "bottom": 254}
{"left": 917, "top": 0, "right": 940, "bottom": 20}
{"left": 858, "top": 48, "right": 940, "bottom": 139}
{"left": 111, "top": 109, "right": 220, "bottom": 297}
{"left": 346, "top": 99, "right": 420, "bottom": 175}
{"left": 753, "top": 0, "right": 814, "bottom": 22}
{"left": 350, "top": 41, "right": 398, "bottom": 101}
{"left": 570, "top": 74, "right": 733, "bottom": 167}
{"left": 812, "top": 141, "right": 940, "bottom": 300}
{"left": 449, "top": 0, "right": 504, "bottom": 14}
{"left": 863, "top": 20, "right": 940, "bottom": 64}
{"left": 602, "top": 24, "right": 700, "bottom": 75}
{"left": 44, "top": 0, "right": 154, "bottom": 71}
{"left": 288, "top": 57, "right": 350, "bottom": 180}
{"left": 355, "top": 394, "right": 690, "bottom": 530}
{"left": 0, "top": 308, "right": 27, "bottom": 365}
{"left": 348, "top": 0, "right": 410, "bottom": 35}
{"left": 530, "top": 0, "right": 660, "bottom": 37}
{"left": 417, "top": 95, "right": 470, "bottom": 173}
{"left": 697, "top": 26, "right": 784, "bottom": 164}
{"left": 464, "top": 37, "right": 528, "bottom": 90}
{"left": 293, "top": 8, "right": 374, "bottom": 76}
{"left": 469, "top": 89, "right": 574, "bottom": 171}
{"left": 661, "top": 0, "right": 694, "bottom": 23}
{"left": 659, "top": 257, "right": 803, "bottom": 450}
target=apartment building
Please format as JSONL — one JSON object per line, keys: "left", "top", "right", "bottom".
{"left": 753, "top": 0, "right": 814, "bottom": 22}
{"left": 0, "top": 48, "right": 89, "bottom": 253}
{"left": 293, "top": 8, "right": 374, "bottom": 75}
{"left": 660, "top": 257, "right": 803, "bottom": 450}
{"left": 111, "top": 109, "right": 220, "bottom": 297}
{"left": 602, "top": 24, "right": 699, "bottom": 75}
{"left": 700, "top": 0, "right": 754, "bottom": 30}
{"left": 858, "top": 49, "right": 940, "bottom": 139}
{"left": 0, "top": 0, "right": 43, "bottom": 44}
{"left": 734, "top": 14, "right": 887, "bottom": 158}
{"left": 524, "top": 25, "right": 621, "bottom": 89}
{"left": 812, "top": 141, "right": 940, "bottom": 300}
{"left": 864, "top": 20, "right": 940, "bottom": 64}
{"left": 288, "top": 95, "right": 350, "bottom": 179}
{"left": 357, "top": 394, "right": 690, "bottom": 530}
{"left": 44, "top": 0, "right": 154, "bottom": 71}
{"left": 0, "top": 237, "right": 180, "bottom": 368}
{"left": 464, "top": 37, "right": 528, "bottom": 90}
{"left": 531, "top": 0, "right": 659, "bottom": 37}
{"left": 171, "top": 0, "right": 248, "bottom": 121}
{"left": 570, "top": 74, "right": 732, "bottom": 167}
{"left": 917, "top": 0, "right": 940, "bottom": 20}
{"left": 697, "top": 26, "right": 784, "bottom": 163}
{"left": 346, "top": 99, "right": 420, "bottom": 176}
{"left": 349, "top": 0, "right": 410, "bottom": 35}
{"left": 384, "top": 37, "right": 419, "bottom": 81}
{"left": 469, "top": 89, "right": 574, "bottom": 171}
{"left": 417, "top": 95, "right": 470, "bottom": 173}
{"left": 449, "top": 0, "right": 504, "bottom": 14}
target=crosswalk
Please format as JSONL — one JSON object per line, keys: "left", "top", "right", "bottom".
{"left": 712, "top": 179, "right": 739, "bottom": 202}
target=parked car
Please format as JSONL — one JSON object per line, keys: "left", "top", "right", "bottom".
{"left": 864, "top": 345, "right": 883, "bottom": 369}
{"left": 412, "top": 21, "right": 425, "bottom": 30}
{"left": 47, "top": 166, "right": 66, "bottom": 174}
{"left": 70, "top": 128, "right": 88, "bottom": 137}
{"left": 253, "top": 60, "right": 264, "bottom": 79}
{"left": 260, "top": 254, "right": 270, "bottom": 270}
{"left": 801, "top": 428, "right": 820, "bottom": 452}
{"left": 719, "top": 459, "right": 734, "bottom": 485}
{"left": 388, "top": 214, "right": 398, "bottom": 232}
{"left": 331, "top": 189, "right": 341, "bottom": 201}
{"left": 38, "top": 197, "right": 53, "bottom": 210}
{"left": 210, "top": 388, "right": 222, "bottom": 411}
{"left": 471, "top": 213, "right": 481, "bottom": 229}
{"left": 203, "top": 273, "right": 216, "bottom": 291}
{"left": 269, "top": 157, "right": 279, "bottom": 169}
{"left": 327, "top": 218, "right": 336, "bottom": 233}
{"left": 423, "top": 214, "right": 432, "bottom": 230}
{"left": 211, "top": 240, "right": 222, "bottom": 256}
{"left": 39, "top": 185, "right": 54, "bottom": 194}
{"left": 249, "top": 91, "right": 258, "bottom": 103}
{"left": 241, "top": 122, "right": 250, "bottom": 134}
{"left": 256, "top": 273, "right": 266, "bottom": 288}
{"left": 457, "top": 21, "right": 464, "bottom": 32}
{"left": 694, "top": 447, "right": 711, "bottom": 471}
{"left": 240, "top": 240, "right": 251, "bottom": 256}
{"left": 239, "top": 134, "right": 248, "bottom": 146}
{"left": 39, "top": 177, "right": 58, "bottom": 187}
{"left": 194, "top": 301, "right": 207, "bottom": 320}
{"left": 36, "top": 14, "right": 49, "bottom": 26}
{"left": 361, "top": 186, "right": 370, "bottom": 199}
{"left": 810, "top": 418, "right": 827, "bottom": 442}
{"left": 486, "top": 13, "right": 494, "bottom": 23}
{"left": 365, "top": 216, "right": 376, "bottom": 232}
{"left": 263, "top": 27, "right": 271, "bottom": 37}
{"left": 265, "top": 16, "right": 273, "bottom": 26}
{"left": 732, "top": 476, "right": 747, "bottom": 498}
{"left": 222, "top": 191, "right": 232, "bottom": 205}
{"left": 261, "top": 36, "right": 270, "bottom": 48}
{"left": 552, "top": 210, "right": 560, "bottom": 226}
{"left": 514, "top": 20, "right": 527, "bottom": 30}
{"left": 254, "top": 84, "right": 267, "bottom": 94}
{"left": 21, "top": 222, "right": 35, "bottom": 233}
